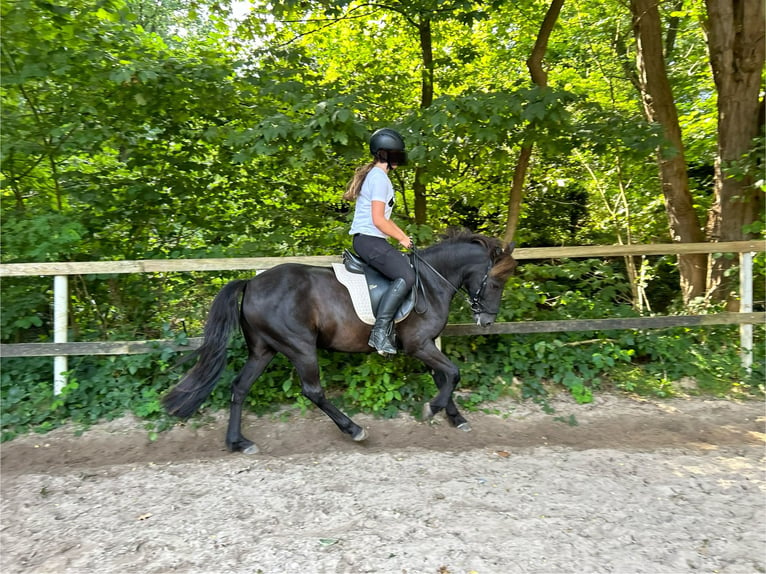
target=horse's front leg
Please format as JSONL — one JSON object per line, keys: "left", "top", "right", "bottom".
{"left": 435, "top": 370, "right": 472, "bottom": 431}
{"left": 409, "top": 340, "right": 468, "bottom": 429}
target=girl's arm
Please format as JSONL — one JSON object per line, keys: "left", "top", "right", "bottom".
{"left": 371, "top": 201, "right": 412, "bottom": 248}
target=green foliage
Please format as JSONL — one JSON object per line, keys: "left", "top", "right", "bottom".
{"left": 1, "top": 354, "right": 166, "bottom": 441}
{"left": 1, "top": 358, "right": 60, "bottom": 438}
{"left": 1, "top": 213, "right": 85, "bottom": 264}
{"left": 442, "top": 257, "right": 764, "bottom": 406}
{"left": 330, "top": 353, "right": 435, "bottom": 418}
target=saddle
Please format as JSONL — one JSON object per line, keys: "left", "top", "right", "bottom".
{"left": 331, "top": 250, "right": 416, "bottom": 325}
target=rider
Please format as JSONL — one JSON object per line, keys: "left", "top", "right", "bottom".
{"left": 343, "top": 128, "right": 416, "bottom": 355}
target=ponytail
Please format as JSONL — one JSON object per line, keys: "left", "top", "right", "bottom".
{"left": 343, "top": 161, "right": 376, "bottom": 202}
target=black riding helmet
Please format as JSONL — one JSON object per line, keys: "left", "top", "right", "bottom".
{"left": 369, "top": 128, "right": 407, "bottom": 167}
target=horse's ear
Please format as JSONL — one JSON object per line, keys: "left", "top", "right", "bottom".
{"left": 506, "top": 241, "right": 516, "bottom": 254}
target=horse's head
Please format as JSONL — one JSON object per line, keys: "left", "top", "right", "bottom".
{"left": 434, "top": 229, "right": 517, "bottom": 327}
{"left": 464, "top": 237, "right": 517, "bottom": 327}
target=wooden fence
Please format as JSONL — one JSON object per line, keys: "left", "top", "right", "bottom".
{"left": 1, "top": 240, "right": 763, "bottom": 394}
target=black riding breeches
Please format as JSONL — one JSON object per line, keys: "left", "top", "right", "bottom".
{"left": 352, "top": 234, "right": 416, "bottom": 291}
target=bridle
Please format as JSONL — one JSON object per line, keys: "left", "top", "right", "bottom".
{"left": 411, "top": 247, "right": 494, "bottom": 315}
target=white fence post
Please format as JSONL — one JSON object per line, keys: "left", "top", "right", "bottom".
{"left": 739, "top": 252, "right": 754, "bottom": 375}
{"left": 53, "top": 275, "right": 68, "bottom": 395}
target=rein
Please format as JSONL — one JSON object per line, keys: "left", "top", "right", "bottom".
{"left": 410, "top": 247, "right": 492, "bottom": 315}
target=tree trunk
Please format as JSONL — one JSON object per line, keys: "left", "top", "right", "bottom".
{"left": 630, "top": 0, "right": 707, "bottom": 304}
{"left": 503, "top": 146, "right": 532, "bottom": 243}
{"left": 413, "top": 15, "right": 433, "bottom": 225}
{"left": 664, "top": 0, "right": 685, "bottom": 59}
{"left": 503, "top": 0, "right": 564, "bottom": 244}
{"left": 703, "top": 0, "right": 765, "bottom": 304}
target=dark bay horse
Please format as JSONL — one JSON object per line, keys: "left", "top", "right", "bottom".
{"left": 163, "top": 229, "right": 517, "bottom": 454}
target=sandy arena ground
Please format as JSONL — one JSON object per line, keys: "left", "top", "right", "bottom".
{"left": 1, "top": 394, "right": 764, "bottom": 574}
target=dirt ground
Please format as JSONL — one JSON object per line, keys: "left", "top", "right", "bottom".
{"left": 1, "top": 394, "right": 764, "bottom": 574}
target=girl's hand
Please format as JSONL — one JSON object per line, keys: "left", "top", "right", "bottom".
{"left": 399, "top": 236, "right": 414, "bottom": 249}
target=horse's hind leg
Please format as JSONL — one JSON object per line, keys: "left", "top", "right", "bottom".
{"left": 226, "top": 350, "right": 275, "bottom": 454}
{"left": 288, "top": 350, "right": 367, "bottom": 442}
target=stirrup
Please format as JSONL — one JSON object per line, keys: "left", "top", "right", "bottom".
{"left": 369, "top": 328, "right": 397, "bottom": 355}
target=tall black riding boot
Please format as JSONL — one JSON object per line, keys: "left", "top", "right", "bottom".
{"left": 368, "top": 278, "right": 408, "bottom": 355}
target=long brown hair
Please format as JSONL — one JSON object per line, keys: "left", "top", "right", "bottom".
{"left": 342, "top": 161, "right": 376, "bottom": 201}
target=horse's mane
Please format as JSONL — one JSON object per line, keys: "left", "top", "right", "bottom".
{"left": 433, "top": 228, "right": 516, "bottom": 280}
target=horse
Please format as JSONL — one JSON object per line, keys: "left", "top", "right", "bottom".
{"left": 162, "top": 229, "right": 517, "bottom": 454}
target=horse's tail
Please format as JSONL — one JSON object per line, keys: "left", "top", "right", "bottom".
{"left": 163, "top": 279, "right": 249, "bottom": 418}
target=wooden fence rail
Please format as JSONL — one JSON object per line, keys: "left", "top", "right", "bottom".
{"left": 1, "top": 240, "right": 763, "bottom": 394}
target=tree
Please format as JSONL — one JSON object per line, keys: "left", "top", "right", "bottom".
{"left": 503, "top": 0, "right": 565, "bottom": 243}
{"left": 703, "top": 0, "right": 765, "bottom": 303}
{"left": 254, "top": 0, "right": 501, "bottom": 227}
{"left": 630, "top": 0, "right": 707, "bottom": 303}
{"left": 413, "top": 11, "right": 434, "bottom": 225}
{"left": 1, "top": 0, "right": 267, "bottom": 339}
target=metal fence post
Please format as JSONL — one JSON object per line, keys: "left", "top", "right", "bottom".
{"left": 53, "top": 275, "right": 68, "bottom": 395}
{"left": 739, "top": 252, "right": 754, "bottom": 375}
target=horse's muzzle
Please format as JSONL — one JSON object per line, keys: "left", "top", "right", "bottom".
{"left": 475, "top": 313, "right": 496, "bottom": 327}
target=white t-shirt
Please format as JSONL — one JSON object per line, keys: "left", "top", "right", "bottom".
{"left": 349, "top": 167, "right": 394, "bottom": 238}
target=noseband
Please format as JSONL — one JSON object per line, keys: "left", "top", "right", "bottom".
{"left": 411, "top": 249, "right": 494, "bottom": 315}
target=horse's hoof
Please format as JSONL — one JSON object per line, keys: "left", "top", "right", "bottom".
{"left": 422, "top": 402, "right": 434, "bottom": 420}
{"left": 242, "top": 444, "right": 260, "bottom": 455}
{"left": 456, "top": 422, "right": 472, "bottom": 432}
{"left": 352, "top": 427, "right": 368, "bottom": 442}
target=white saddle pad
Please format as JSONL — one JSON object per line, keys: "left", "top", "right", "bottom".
{"left": 333, "top": 263, "right": 375, "bottom": 325}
